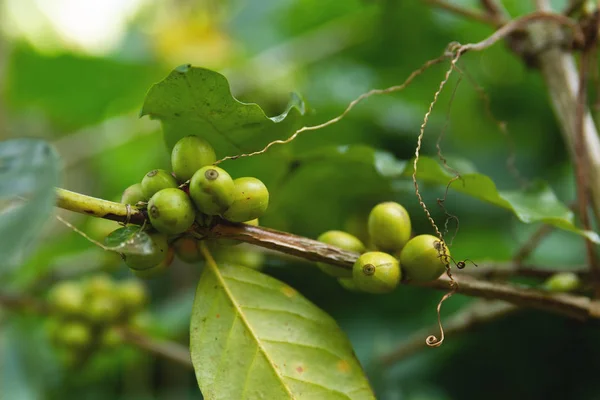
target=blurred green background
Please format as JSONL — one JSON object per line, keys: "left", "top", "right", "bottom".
{"left": 2, "top": 0, "right": 599, "bottom": 399}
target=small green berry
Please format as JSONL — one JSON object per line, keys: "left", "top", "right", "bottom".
{"left": 212, "top": 244, "right": 265, "bottom": 270}
{"left": 316, "top": 230, "right": 365, "bottom": 278}
{"left": 399, "top": 234, "right": 449, "bottom": 282}
{"left": 222, "top": 177, "right": 269, "bottom": 222}
{"left": 85, "top": 296, "right": 123, "bottom": 324}
{"left": 189, "top": 166, "right": 235, "bottom": 215}
{"left": 173, "top": 236, "right": 202, "bottom": 263}
{"left": 133, "top": 248, "right": 174, "bottom": 279}
{"left": 352, "top": 251, "right": 400, "bottom": 294}
{"left": 48, "top": 282, "right": 85, "bottom": 316}
{"left": 121, "top": 183, "right": 146, "bottom": 204}
{"left": 54, "top": 321, "right": 92, "bottom": 349}
{"left": 171, "top": 136, "right": 217, "bottom": 182}
{"left": 101, "top": 327, "right": 123, "bottom": 348}
{"left": 117, "top": 279, "right": 148, "bottom": 315}
{"left": 544, "top": 272, "right": 580, "bottom": 292}
{"left": 141, "top": 169, "right": 178, "bottom": 199}
{"left": 124, "top": 232, "right": 169, "bottom": 271}
{"left": 368, "top": 202, "right": 412, "bottom": 253}
{"left": 148, "top": 188, "right": 195, "bottom": 235}
{"left": 84, "top": 274, "right": 114, "bottom": 298}
{"left": 338, "top": 277, "right": 359, "bottom": 292}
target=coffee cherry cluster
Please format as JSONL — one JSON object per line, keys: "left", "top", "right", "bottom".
{"left": 45, "top": 274, "right": 147, "bottom": 366}
{"left": 111, "top": 136, "right": 269, "bottom": 276}
{"left": 316, "top": 201, "right": 452, "bottom": 293}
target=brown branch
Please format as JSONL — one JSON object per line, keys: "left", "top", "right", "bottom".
{"left": 55, "top": 190, "right": 600, "bottom": 320}
{"left": 530, "top": 0, "right": 600, "bottom": 297}
{"left": 512, "top": 224, "right": 555, "bottom": 264}
{"left": 118, "top": 328, "right": 193, "bottom": 369}
{"left": 462, "top": 262, "right": 588, "bottom": 280}
{"left": 379, "top": 300, "right": 518, "bottom": 366}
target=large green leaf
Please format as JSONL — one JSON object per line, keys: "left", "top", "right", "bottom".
{"left": 190, "top": 247, "right": 375, "bottom": 399}
{"left": 0, "top": 138, "right": 61, "bottom": 272}
{"left": 140, "top": 65, "right": 305, "bottom": 155}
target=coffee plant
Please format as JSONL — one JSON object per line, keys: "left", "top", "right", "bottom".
{"left": 3, "top": 1, "right": 600, "bottom": 399}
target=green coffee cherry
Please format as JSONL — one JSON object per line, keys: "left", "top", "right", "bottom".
{"left": 338, "top": 277, "right": 359, "bottom": 292}
{"left": 171, "top": 136, "right": 217, "bottom": 182}
{"left": 101, "top": 327, "right": 123, "bottom": 348}
{"left": 54, "top": 321, "right": 92, "bottom": 349}
{"left": 399, "top": 234, "right": 449, "bottom": 282}
{"left": 117, "top": 279, "right": 147, "bottom": 314}
{"left": 222, "top": 177, "right": 269, "bottom": 222}
{"left": 189, "top": 166, "right": 235, "bottom": 215}
{"left": 352, "top": 251, "right": 400, "bottom": 294}
{"left": 173, "top": 236, "right": 202, "bottom": 263}
{"left": 48, "top": 282, "right": 85, "bottom": 315}
{"left": 316, "top": 230, "right": 365, "bottom": 278}
{"left": 121, "top": 183, "right": 146, "bottom": 204}
{"left": 84, "top": 274, "right": 114, "bottom": 297}
{"left": 85, "top": 296, "right": 123, "bottom": 324}
{"left": 133, "top": 248, "right": 174, "bottom": 279}
{"left": 124, "top": 232, "right": 169, "bottom": 271}
{"left": 368, "top": 202, "right": 411, "bottom": 253}
{"left": 148, "top": 188, "right": 195, "bottom": 235}
{"left": 141, "top": 169, "right": 178, "bottom": 199}
{"left": 212, "top": 244, "right": 265, "bottom": 270}
{"left": 544, "top": 272, "right": 580, "bottom": 292}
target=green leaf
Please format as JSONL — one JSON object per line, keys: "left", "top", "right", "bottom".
{"left": 6, "top": 43, "right": 163, "bottom": 131}
{"left": 405, "top": 156, "right": 599, "bottom": 243}
{"left": 140, "top": 65, "right": 306, "bottom": 155}
{"left": 190, "top": 249, "right": 375, "bottom": 400}
{"left": 104, "top": 226, "right": 157, "bottom": 256}
{"left": 0, "top": 138, "right": 61, "bottom": 272}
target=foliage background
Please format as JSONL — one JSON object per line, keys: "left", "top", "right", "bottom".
{"left": 1, "top": 0, "right": 599, "bottom": 399}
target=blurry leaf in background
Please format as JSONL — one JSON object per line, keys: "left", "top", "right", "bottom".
{"left": 0, "top": 138, "right": 60, "bottom": 274}
{"left": 403, "top": 156, "right": 598, "bottom": 242}
{"left": 4, "top": 43, "right": 163, "bottom": 133}
{"left": 191, "top": 262, "right": 375, "bottom": 399}
{"left": 140, "top": 65, "right": 306, "bottom": 156}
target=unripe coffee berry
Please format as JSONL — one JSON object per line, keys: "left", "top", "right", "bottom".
{"left": 222, "top": 177, "right": 269, "bottom": 222}
{"left": 133, "top": 247, "right": 174, "bottom": 279}
{"left": 121, "top": 183, "right": 146, "bottom": 204}
{"left": 189, "top": 166, "right": 235, "bottom": 215}
{"left": 148, "top": 188, "right": 195, "bottom": 235}
{"left": 86, "top": 296, "right": 122, "bottom": 324}
{"left": 352, "top": 251, "right": 400, "bottom": 293}
{"left": 399, "top": 234, "right": 449, "bottom": 282}
{"left": 173, "top": 236, "right": 202, "bottom": 263}
{"left": 141, "top": 169, "right": 177, "bottom": 199}
{"left": 338, "top": 277, "right": 359, "bottom": 292}
{"left": 124, "top": 232, "right": 169, "bottom": 271}
{"left": 316, "top": 230, "right": 365, "bottom": 278}
{"left": 171, "top": 136, "right": 217, "bottom": 182}
{"left": 544, "top": 272, "right": 580, "bottom": 292}
{"left": 55, "top": 321, "right": 92, "bottom": 349}
{"left": 368, "top": 202, "right": 411, "bottom": 253}
{"left": 117, "top": 279, "right": 148, "bottom": 314}
{"left": 48, "top": 282, "right": 85, "bottom": 316}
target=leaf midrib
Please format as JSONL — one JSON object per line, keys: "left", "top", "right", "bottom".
{"left": 200, "top": 243, "right": 296, "bottom": 399}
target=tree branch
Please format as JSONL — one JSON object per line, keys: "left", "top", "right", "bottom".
{"left": 379, "top": 300, "right": 519, "bottom": 365}
{"left": 55, "top": 188, "right": 600, "bottom": 320}
{"left": 529, "top": 0, "right": 600, "bottom": 295}
{"left": 118, "top": 328, "right": 193, "bottom": 369}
